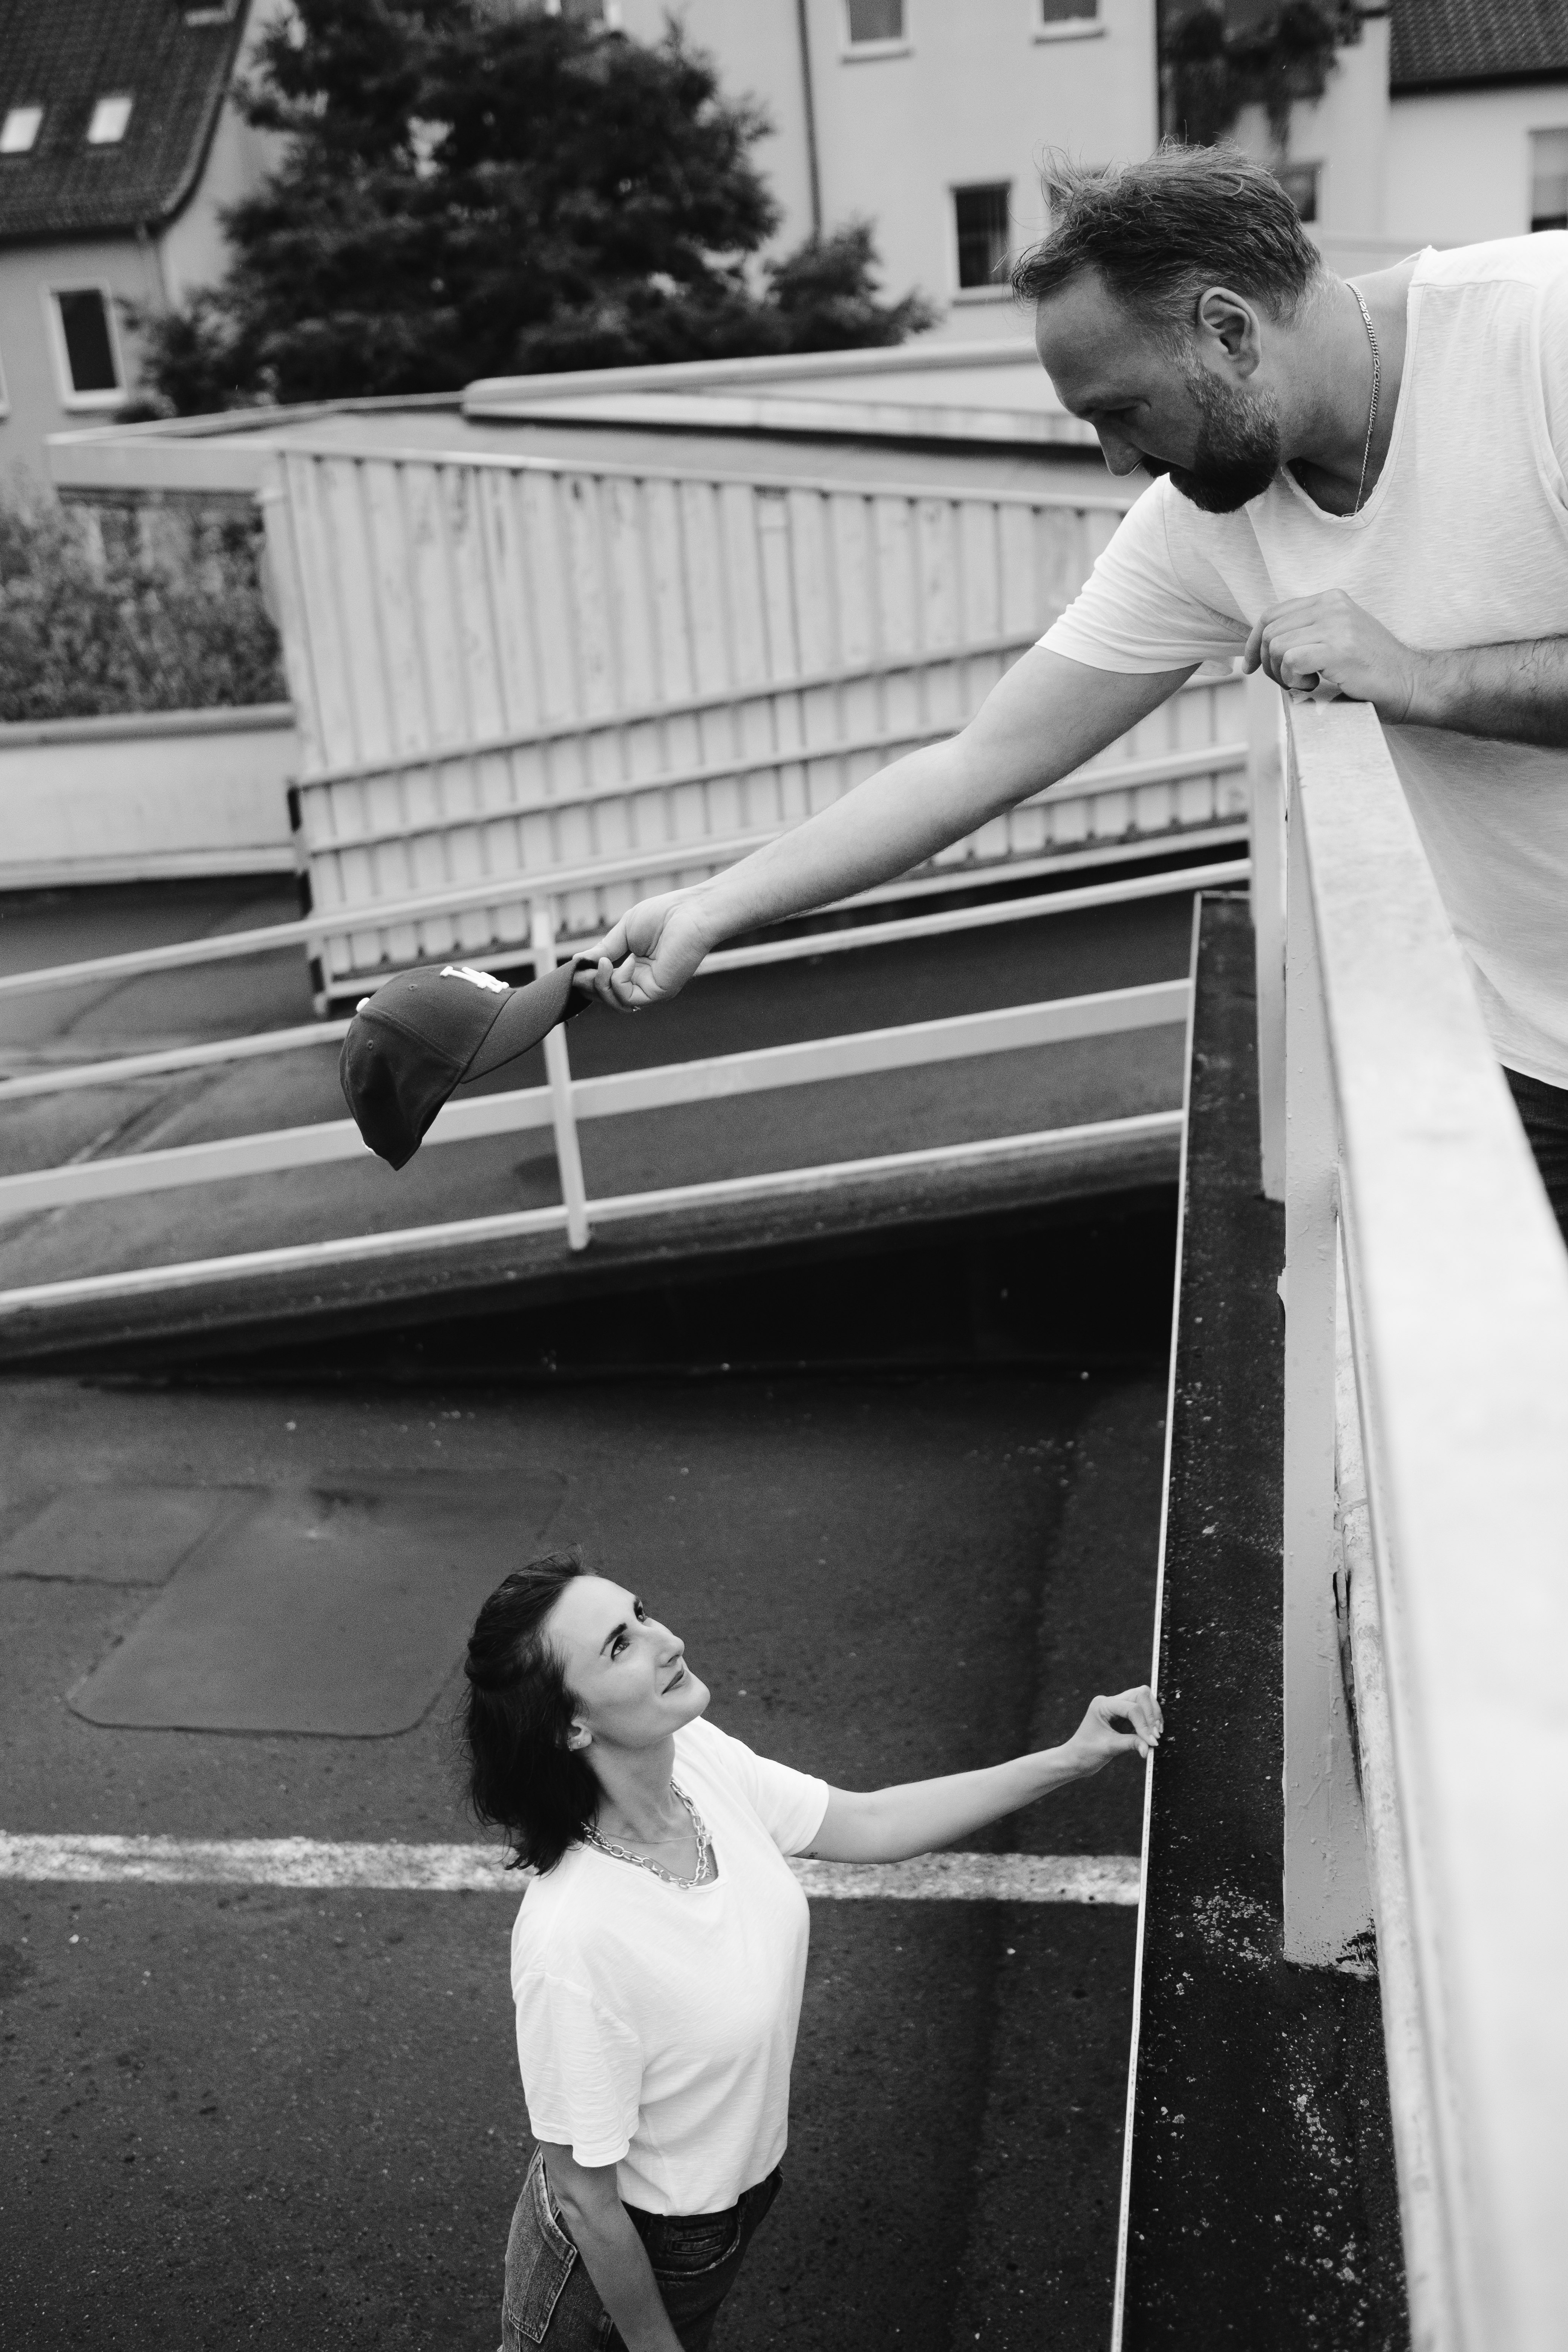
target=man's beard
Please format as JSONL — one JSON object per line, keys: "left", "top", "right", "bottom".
{"left": 1146, "top": 366, "right": 1282, "bottom": 514}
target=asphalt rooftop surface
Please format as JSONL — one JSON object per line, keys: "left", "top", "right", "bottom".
{"left": 2, "top": 875, "right": 1179, "bottom": 2348}
{"left": 0, "top": 1364, "right": 1167, "bottom": 2352}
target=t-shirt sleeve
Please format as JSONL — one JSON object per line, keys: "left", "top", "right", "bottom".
{"left": 1038, "top": 480, "right": 1250, "bottom": 673}
{"left": 1537, "top": 250, "right": 1568, "bottom": 498}
{"left": 513, "top": 1969, "right": 643, "bottom": 2168}
{"left": 693, "top": 1718, "right": 830, "bottom": 1856}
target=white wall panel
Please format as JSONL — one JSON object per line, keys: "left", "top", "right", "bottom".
{"left": 265, "top": 447, "right": 1244, "bottom": 992}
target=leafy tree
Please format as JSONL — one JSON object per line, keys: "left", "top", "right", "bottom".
{"left": 1162, "top": 2, "right": 1361, "bottom": 149}
{"left": 132, "top": 0, "right": 934, "bottom": 414}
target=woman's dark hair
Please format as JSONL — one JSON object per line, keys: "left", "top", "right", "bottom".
{"left": 1011, "top": 143, "right": 1322, "bottom": 340}
{"left": 460, "top": 1547, "right": 600, "bottom": 1875}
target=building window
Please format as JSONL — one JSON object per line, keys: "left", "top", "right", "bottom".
{"left": 845, "top": 0, "right": 905, "bottom": 43}
{"left": 86, "top": 95, "right": 134, "bottom": 147}
{"left": 954, "top": 184, "right": 1011, "bottom": 291}
{"left": 1276, "top": 161, "right": 1320, "bottom": 223}
{"left": 1039, "top": 0, "right": 1098, "bottom": 23}
{"left": 1531, "top": 129, "right": 1568, "bottom": 231}
{"left": 0, "top": 105, "right": 43, "bottom": 155}
{"left": 48, "top": 287, "right": 125, "bottom": 406}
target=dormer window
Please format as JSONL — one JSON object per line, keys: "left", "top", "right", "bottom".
{"left": 0, "top": 106, "right": 43, "bottom": 155}
{"left": 86, "top": 95, "right": 133, "bottom": 146}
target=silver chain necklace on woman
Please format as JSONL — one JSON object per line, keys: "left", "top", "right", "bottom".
{"left": 580, "top": 1779, "right": 714, "bottom": 1888}
{"left": 1350, "top": 284, "right": 1381, "bottom": 515}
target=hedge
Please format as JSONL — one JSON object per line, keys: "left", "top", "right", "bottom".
{"left": 0, "top": 478, "right": 286, "bottom": 724}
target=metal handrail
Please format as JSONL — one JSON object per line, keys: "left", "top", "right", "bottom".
{"left": 0, "top": 982, "right": 1189, "bottom": 1220}
{"left": 0, "top": 1113, "right": 1184, "bottom": 1321}
{"left": 1, "top": 859, "right": 1245, "bottom": 1099}
{"left": 0, "top": 747, "right": 1244, "bottom": 1005}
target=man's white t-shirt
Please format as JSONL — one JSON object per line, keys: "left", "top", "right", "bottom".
{"left": 1040, "top": 233, "right": 1568, "bottom": 1089}
{"left": 510, "top": 1715, "right": 829, "bottom": 2216}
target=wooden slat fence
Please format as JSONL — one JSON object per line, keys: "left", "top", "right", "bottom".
{"left": 262, "top": 447, "right": 1246, "bottom": 994}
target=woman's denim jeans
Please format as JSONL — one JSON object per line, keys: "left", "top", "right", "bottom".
{"left": 500, "top": 2145, "right": 782, "bottom": 2352}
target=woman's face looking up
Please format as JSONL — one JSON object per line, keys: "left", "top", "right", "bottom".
{"left": 548, "top": 1574, "right": 710, "bottom": 1758}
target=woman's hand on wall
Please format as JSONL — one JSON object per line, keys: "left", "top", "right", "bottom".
{"left": 810, "top": 1682, "right": 1164, "bottom": 1864}
{"left": 1063, "top": 1684, "right": 1163, "bottom": 1776}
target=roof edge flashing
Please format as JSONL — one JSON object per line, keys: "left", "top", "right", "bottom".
{"left": 462, "top": 333, "right": 1038, "bottom": 411}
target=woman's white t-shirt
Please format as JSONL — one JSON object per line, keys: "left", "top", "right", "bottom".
{"left": 1040, "top": 233, "right": 1568, "bottom": 1089}
{"left": 510, "top": 1715, "right": 829, "bottom": 2216}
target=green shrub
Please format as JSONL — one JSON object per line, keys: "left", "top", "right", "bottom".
{"left": 0, "top": 478, "right": 286, "bottom": 723}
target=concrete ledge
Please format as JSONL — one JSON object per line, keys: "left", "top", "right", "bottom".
{"left": 0, "top": 702, "right": 297, "bottom": 885}
{"left": 1115, "top": 896, "right": 1407, "bottom": 2348}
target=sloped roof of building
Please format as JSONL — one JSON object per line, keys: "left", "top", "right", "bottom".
{"left": 0, "top": 0, "right": 248, "bottom": 246}
{"left": 1391, "top": 0, "right": 1568, "bottom": 93}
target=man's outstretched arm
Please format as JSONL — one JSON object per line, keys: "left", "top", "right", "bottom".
{"left": 580, "top": 649, "right": 1193, "bottom": 1011}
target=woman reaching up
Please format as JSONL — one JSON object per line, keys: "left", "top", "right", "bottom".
{"left": 461, "top": 1549, "right": 1160, "bottom": 2352}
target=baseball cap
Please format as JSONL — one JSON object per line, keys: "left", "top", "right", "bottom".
{"left": 340, "top": 957, "right": 592, "bottom": 1170}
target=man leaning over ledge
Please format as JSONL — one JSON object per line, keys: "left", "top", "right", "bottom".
{"left": 579, "top": 144, "right": 1568, "bottom": 1240}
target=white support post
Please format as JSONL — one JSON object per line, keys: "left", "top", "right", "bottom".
{"left": 1246, "top": 669, "right": 1287, "bottom": 1203}
{"left": 1335, "top": 1228, "right": 1458, "bottom": 2346}
{"left": 1282, "top": 735, "right": 1372, "bottom": 1966}
{"left": 258, "top": 461, "right": 332, "bottom": 1017}
{"left": 530, "top": 906, "right": 591, "bottom": 1253}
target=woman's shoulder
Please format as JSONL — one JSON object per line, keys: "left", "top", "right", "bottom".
{"left": 509, "top": 1847, "right": 608, "bottom": 1974}
{"left": 676, "top": 1713, "right": 829, "bottom": 1856}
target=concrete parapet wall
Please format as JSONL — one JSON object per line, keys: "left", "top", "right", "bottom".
{"left": 0, "top": 703, "right": 297, "bottom": 888}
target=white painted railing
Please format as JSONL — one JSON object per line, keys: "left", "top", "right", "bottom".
{"left": 0, "top": 978, "right": 1190, "bottom": 1221}
{"left": 0, "top": 857, "right": 1223, "bottom": 1314}
{"left": 1266, "top": 692, "right": 1568, "bottom": 2352}
{"left": 261, "top": 442, "right": 1247, "bottom": 996}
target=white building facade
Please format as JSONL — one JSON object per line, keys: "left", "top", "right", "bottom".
{"left": 1227, "top": 3, "right": 1568, "bottom": 271}
{"left": 614, "top": 0, "right": 1160, "bottom": 338}
{"left": 0, "top": 0, "right": 281, "bottom": 485}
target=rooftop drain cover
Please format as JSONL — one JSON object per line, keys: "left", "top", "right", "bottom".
{"left": 62, "top": 1471, "right": 565, "bottom": 1737}
{"left": 0, "top": 1486, "right": 239, "bottom": 1587}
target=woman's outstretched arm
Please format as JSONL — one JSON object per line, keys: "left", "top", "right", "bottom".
{"left": 805, "top": 1687, "right": 1161, "bottom": 1865}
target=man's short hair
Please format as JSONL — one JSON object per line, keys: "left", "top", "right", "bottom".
{"left": 1012, "top": 143, "right": 1322, "bottom": 338}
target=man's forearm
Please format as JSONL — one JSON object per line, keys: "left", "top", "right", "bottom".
{"left": 561, "top": 2197, "right": 682, "bottom": 2352}
{"left": 579, "top": 654, "right": 1192, "bottom": 1007}
{"left": 686, "top": 732, "right": 1011, "bottom": 945}
{"left": 676, "top": 651, "right": 1191, "bottom": 949}
{"left": 1407, "top": 635, "right": 1568, "bottom": 746}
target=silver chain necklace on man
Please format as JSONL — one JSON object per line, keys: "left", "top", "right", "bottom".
{"left": 580, "top": 1779, "right": 714, "bottom": 1888}
{"left": 1350, "top": 283, "right": 1381, "bottom": 515}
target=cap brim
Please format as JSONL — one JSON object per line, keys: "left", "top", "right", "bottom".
{"left": 460, "top": 954, "right": 592, "bottom": 1082}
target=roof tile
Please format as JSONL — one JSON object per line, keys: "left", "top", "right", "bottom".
{"left": 0, "top": 0, "right": 247, "bottom": 245}
{"left": 1390, "top": 0, "right": 1568, "bottom": 92}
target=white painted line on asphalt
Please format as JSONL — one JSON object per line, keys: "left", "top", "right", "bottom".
{"left": 791, "top": 1852, "right": 1139, "bottom": 1903}
{"left": 0, "top": 1833, "right": 1138, "bottom": 1904}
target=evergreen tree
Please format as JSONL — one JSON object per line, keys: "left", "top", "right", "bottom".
{"left": 133, "top": 0, "right": 934, "bottom": 413}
